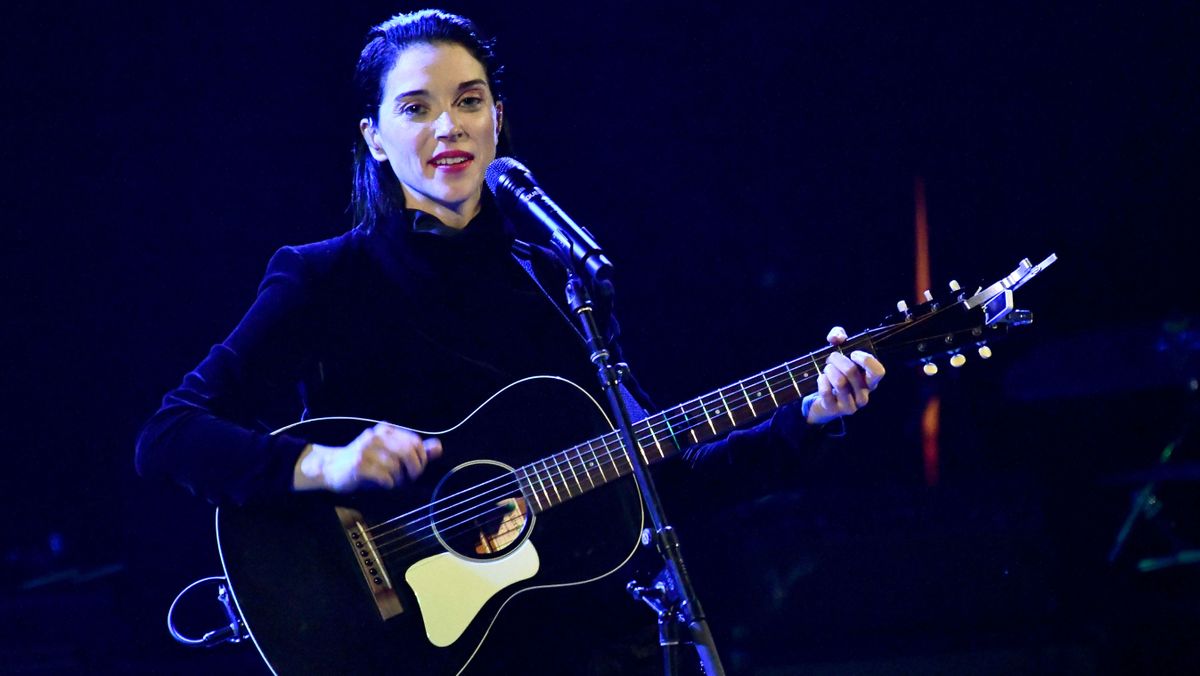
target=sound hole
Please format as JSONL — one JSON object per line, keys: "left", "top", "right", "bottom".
{"left": 430, "top": 460, "right": 532, "bottom": 561}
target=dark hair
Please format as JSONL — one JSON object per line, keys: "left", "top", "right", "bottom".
{"left": 351, "top": 9, "right": 506, "bottom": 231}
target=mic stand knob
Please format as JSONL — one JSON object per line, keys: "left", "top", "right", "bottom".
{"left": 627, "top": 571, "right": 684, "bottom": 676}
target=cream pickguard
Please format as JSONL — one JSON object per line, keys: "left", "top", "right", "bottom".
{"left": 405, "top": 540, "right": 540, "bottom": 647}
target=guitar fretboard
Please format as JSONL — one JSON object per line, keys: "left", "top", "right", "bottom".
{"left": 513, "top": 335, "right": 877, "bottom": 512}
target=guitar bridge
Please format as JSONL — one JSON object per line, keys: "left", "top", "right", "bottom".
{"left": 336, "top": 507, "right": 404, "bottom": 621}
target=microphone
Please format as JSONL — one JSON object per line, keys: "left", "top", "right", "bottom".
{"left": 485, "top": 157, "right": 613, "bottom": 281}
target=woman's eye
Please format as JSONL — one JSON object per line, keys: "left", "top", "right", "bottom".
{"left": 458, "top": 96, "right": 484, "bottom": 109}
{"left": 399, "top": 103, "right": 428, "bottom": 117}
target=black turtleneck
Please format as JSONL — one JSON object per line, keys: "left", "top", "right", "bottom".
{"left": 136, "top": 197, "right": 820, "bottom": 506}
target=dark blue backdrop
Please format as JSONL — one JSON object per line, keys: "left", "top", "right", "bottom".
{"left": 3, "top": 1, "right": 1197, "bottom": 673}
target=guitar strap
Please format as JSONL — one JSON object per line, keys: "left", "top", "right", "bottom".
{"left": 510, "top": 240, "right": 650, "bottom": 423}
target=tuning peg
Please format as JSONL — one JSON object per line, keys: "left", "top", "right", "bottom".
{"left": 922, "top": 360, "right": 939, "bottom": 376}
{"left": 977, "top": 344, "right": 993, "bottom": 359}
{"left": 923, "top": 289, "right": 934, "bottom": 302}
{"left": 948, "top": 279, "right": 961, "bottom": 293}
{"left": 949, "top": 353, "right": 967, "bottom": 368}
{"left": 897, "top": 300, "right": 909, "bottom": 314}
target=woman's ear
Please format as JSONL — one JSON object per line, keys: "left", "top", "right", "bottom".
{"left": 360, "top": 118, "right": 388, "bottom": 162}
{"left": 494, "top": 102, "right": 504, "bottom": 139}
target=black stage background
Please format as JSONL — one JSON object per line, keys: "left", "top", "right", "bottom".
{"left": 3, "top": 1, "right": 1197, "bottom": 673}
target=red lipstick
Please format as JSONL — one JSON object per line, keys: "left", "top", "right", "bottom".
{"left": 428, "top": 150, "right": 474, "bottom": 173}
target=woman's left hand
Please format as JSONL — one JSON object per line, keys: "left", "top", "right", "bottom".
{"left": 804, "top": 326, "right": 886, "bottom": 425}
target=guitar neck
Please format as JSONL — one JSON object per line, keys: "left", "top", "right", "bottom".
{"left": 515, "top": 333, "right": 878, "bottom": 512}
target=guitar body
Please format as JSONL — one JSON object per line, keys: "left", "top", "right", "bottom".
{"left": 216, "top": 376, "right": 645, "bottom": 675}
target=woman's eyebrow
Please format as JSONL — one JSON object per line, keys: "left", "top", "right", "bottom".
{"left": 393, "top": 80, "right": 489, "bottom": 101}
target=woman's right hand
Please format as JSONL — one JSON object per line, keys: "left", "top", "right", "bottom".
{"left": 293, "top": 422, "right": 443, "bottom": 492}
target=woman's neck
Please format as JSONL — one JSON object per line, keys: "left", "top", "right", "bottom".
{"left": 403, "top": 190, "right": 481, "bottom": 230}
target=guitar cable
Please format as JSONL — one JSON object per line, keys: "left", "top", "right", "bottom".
{"left": 167, "top": 575, "right": 249, "bottom": 647}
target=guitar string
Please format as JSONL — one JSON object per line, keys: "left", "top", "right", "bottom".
{"left": 364, "top": 323, "right": 910, "bottom": 555}
{"left": 370, "top": 380, "right": 794, "bottom": 561}
{"left": 368, "top": 315, "right": 937, "bottom": 561}
{"left": 370, "top": 365, "right": 839, "bottom": 559}
{"left": 361, "top": 342, "right": 847, "bottom": 539}
{"left": 371, "top": 336, "right": 895, "bottom": 561}
{"left": 359, "top": 361, "right": 785, "bottom": 539}
{"left": 372, "top": 384, "right": 777, "bottom": 557}
{"left": 364, "top": 363, "right": 817, "bottom": 546}
{"left": 364, "top": 315, "right": 929, "bottom": 557}
{"left": 370, "top": 457, "right": 619, "bottom": 559}
{"left": 360, "top": 303, "right": 937, "bottom": 544}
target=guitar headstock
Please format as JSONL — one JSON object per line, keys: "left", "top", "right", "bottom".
{"left": 864, "top": 254, "right": 1057, "bottom": 374}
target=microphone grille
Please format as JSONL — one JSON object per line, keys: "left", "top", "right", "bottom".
{"left": 485, "top": 156, "right": 529, "bottom": 195}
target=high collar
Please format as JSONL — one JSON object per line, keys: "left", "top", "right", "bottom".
{"left": 379, "top": 191, "right": 516, "bottom": 253}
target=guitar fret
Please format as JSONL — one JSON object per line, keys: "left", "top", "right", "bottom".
{"left": 536, "top": 459, "right": 553, "bottom": 506}
{"left": 862, "top": 333, "right": 879, "bottom": 356}
{"left": 589, "top": 439, "right": 608, "bottom": 483}
{"left": 522, "top": 467, "right": 545, "bottom": 512}
{"left": 617, "top": 435, "right": 634, "bottom": 472}
{"left": 592, "top": 436, "right": 607, "bottom": 479}
{"left": 535, "top": 461, "right": 552, "bottom": 509}
{"left": 614, "top": 434, "right": 643, "bottom": 470}
{"left": 558, "top": 458, "right": 574, "bottom": 500}
{"left": 561, "top": 451, "right": 580, "bottom": 494}
{"left": 602, "top": 438, "right": 620, "bottom": 477}
{"left": 716, "top": 389, "right": 736, "bottom": 425}
{"left": 574, "top": 444, "right": 596, "bottom": 490}
{"left": 554, "top": 453, "right": 574, "bottom": 499}
{"left": 534, "top": 465, "right": 549, "bottom": 509}
{"left": 540, "top": 458, "right": 557, "bottom": 504}
{"left": 761, "top": 371, "right": 780, "bottom": 408}
{"left": 659, "top": 412, "right": 682, "bottom": 450}
{"left": 738, "top": 380, "right": 757, "bottom": 417}
{"left": 513, "top": 467, "right": 528, "bottom": 507}
{"left": 785, "top": 362, "right": 803, "bottom": 396}
{"left": 544, "top": 459, "right": 563, "bottom": 505}
{"left": 620, "top": 436, "right": 635, "bottom": 472}
{"left": 700, "top": 397, "right": 716, "bottom": 436}
{"left": 605, "top": 434, "right": 624, "bottom": 478}
{"left": 643, "top": 419, "right": 665, "bottom": 459}
{"left": 679, "top": 404, "right": 699, "bottom": 444}
{"left": 548, "top": 462, "right": 562, "bottom": 502}
{"left": 809, "top": 352, "right": 823, "bottom": 385}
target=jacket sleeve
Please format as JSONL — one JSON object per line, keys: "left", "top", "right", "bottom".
{"left": 134, "top": 247, "right": 318, "bottom": 506}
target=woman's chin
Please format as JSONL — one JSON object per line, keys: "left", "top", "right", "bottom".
{"left": 404, "top": 185, "right": 483, "bottom": 213}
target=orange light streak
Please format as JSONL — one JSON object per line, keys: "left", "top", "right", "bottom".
{"left": 914, "top": 176, "right": 939, "bottom": 487}
{"left": 922, "top": 395, "right": 941, "bottom": 487}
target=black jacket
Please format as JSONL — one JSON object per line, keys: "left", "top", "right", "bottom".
{"left": 136, "top": 197, "right": 820, "bottom": 507}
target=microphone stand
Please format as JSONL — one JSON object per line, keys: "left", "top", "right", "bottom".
{"left": 553, "top": 248, "right": 725, "bottom": 676}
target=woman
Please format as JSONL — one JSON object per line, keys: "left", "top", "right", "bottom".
{"left": 137, "top": 9, "right": 884, "bottom": 673}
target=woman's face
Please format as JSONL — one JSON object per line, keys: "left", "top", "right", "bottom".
{"left": 361, "top": 42, "right": 502, "bottom": 220}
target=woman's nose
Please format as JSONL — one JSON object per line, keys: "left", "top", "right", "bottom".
{"left": 433, "top": 110, "right": 464, "bottom": 139}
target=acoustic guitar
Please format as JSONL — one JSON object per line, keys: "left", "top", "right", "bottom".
{"left": 214, "top": 255, "right": 1056, "bottom": 674}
